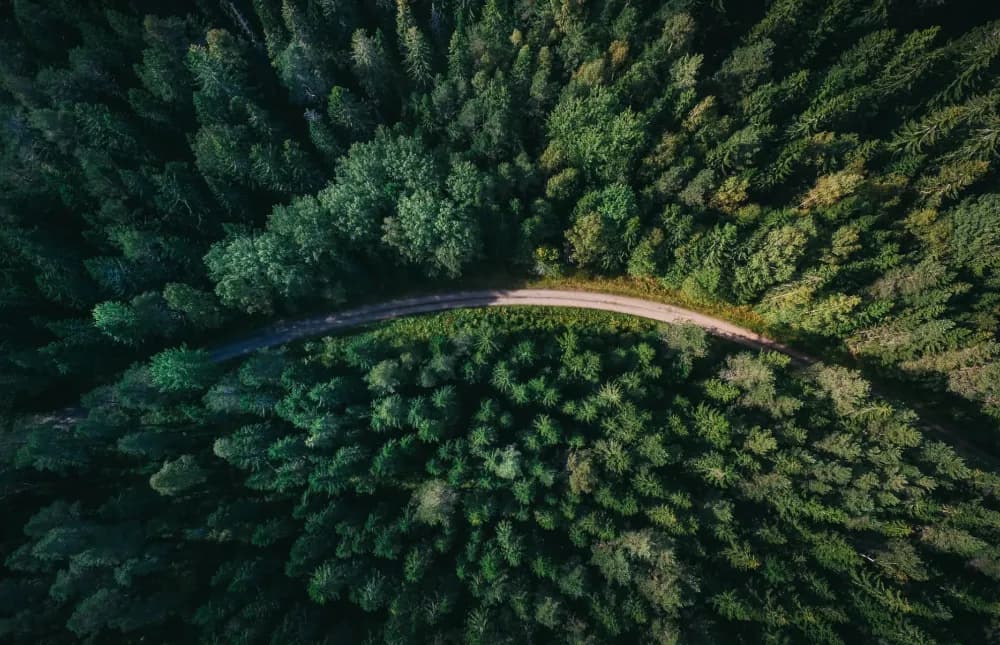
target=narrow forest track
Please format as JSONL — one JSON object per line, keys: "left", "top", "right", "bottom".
{"left": 208, "top": 288, "right": 1000, "bottom": 466}
{"left": 39, "top": 289, "right": 992, "bottom": 467}
{"left": 37, "top": 289, "right": 814, "bottom": 430}
{"left": 208, "top": 289, "right": 818, "bottom": 363}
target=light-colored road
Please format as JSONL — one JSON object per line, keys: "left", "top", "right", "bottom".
{"left": 206, "top": 288, "right": 998, "bottom": 465}
{"left": 42, "top": 290, "right": 813, "bottom": 429}
{"left": 38, "top": 289, "right": 994, "bottom": 465}
{"left": 209, "top": 289, "right": 816, "bottom": 363}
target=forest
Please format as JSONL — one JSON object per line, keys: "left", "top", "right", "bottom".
{"left": 1, "top": 0, "right": 1000, "bottom": 642}
{"left": 5, "top": 309, "right": 1000, "bottom": 642}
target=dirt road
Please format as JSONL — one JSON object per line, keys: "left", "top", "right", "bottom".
{"left": 42, "top": 290, "right": 812, "bottom": 430}
{"left": 206, "top": 289, "right": 999, "bottom": 464}
{"left": 209, "top": 289, "right": 815, "bottom": 363}
{"left": 40, "top": 289, "right": 994, "bottom": 465}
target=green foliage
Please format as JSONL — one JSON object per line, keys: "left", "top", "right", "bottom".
{"left": 4, "top": 2, "right": 1000, "bottom": 641}
{"left": 8, "top": 310, "right": 999, "bottom": 642}
{"left": 149, "top": 454, "right": 207, "bottom": 496}
{"left": 149, "top": 347, "right": 217, "bottom": 393}
{"left": 162, "top": 283, "right": 225, "bottom": 330}
{"left": 2, "top": 0, "right": 1000, "bottom": 431}
{"left": 545, "top": 87, "right": 648, "bottom": 183}
{"left": 566, "top": 184, "right": 642, "bottom": 272}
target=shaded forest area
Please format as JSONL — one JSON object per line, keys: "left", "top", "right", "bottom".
{"left": 4, "top": 309, "right": 1000, "bottom": 642}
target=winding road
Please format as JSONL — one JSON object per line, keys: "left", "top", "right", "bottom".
{"left": 207, "top": 288, "right": 998, "bottom": 465}
{"left": 209, "top": 289, "right": 816, "bottom": 364}
{"left": 37, "top": 288, "right": 994, "bottom": 464}
{"left": 36, "top": 290, "right": 812, "bottom": 428}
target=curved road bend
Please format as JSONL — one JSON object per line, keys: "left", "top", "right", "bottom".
{"left": 37, "top": 289, "right": 990, "bottom": 464}
{"left": 209, "top": 289, "right": 817, "bottom": 364}
{"left": 209, "top": 289, "right": 996, "bottom": 463}
{"left": 31, "top": 289, "right": 817, "bottom": 427}
{"left": 38, "top": 290, "right": 811, "bottom": 429}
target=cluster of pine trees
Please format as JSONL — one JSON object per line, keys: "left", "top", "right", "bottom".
{"left": 2, "top": 0, "right": 1000, "bottom": 434}
{"left": 3, "top": 1, "right": 1000, "bottom": 641}
{"left": 3, "top": 309, "right": 999, "bottom": 642}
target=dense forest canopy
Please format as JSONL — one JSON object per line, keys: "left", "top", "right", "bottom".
{"left": 3, "top": 0, "right": 1000, "bottom": 642}
{"left": 1, "top": 0, "right": 999, "bottom": 429}
{"left": 4, "top": 309, "right": 1000, "bottom": 642}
